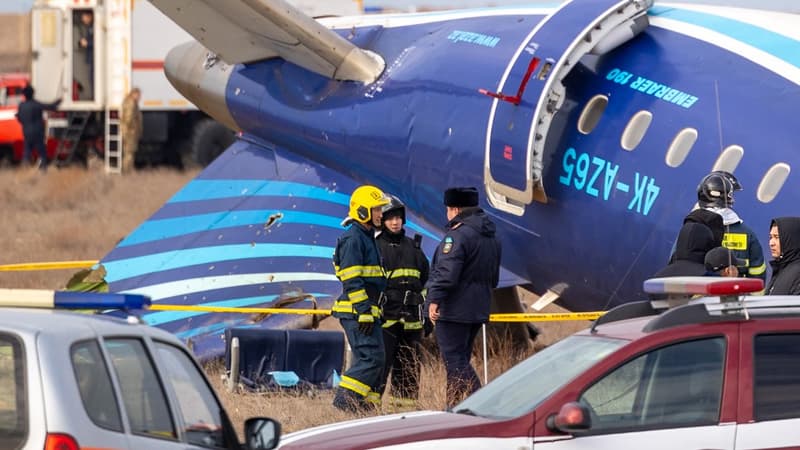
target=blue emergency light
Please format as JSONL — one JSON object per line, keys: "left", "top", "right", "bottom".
{"left": 0, "top": 289, "right": 151, "bottom": 310}
{"left": 643, "top": 277, "right": 764, "bottom": 296}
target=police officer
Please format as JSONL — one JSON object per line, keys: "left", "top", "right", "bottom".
{"left": 426, "top": 187, "right": 501, "bottom": 409}
{"left": 697, "top": 171, "right": 766, "bottom": 280}
{"left": 331, "top": 185, "right": 390, "bottom": 413}
{"left": 375, "top": 194, "right": 429, "bottom": 406}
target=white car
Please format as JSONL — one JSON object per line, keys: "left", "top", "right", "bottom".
{"left": 0, "top": 289, "right": 280, "bottom": 450}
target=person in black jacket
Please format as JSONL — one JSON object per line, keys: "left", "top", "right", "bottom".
{"left": 654, "top": 222, "right": 716, "bottom": 278}
{"left": 16, "top": 85, "right": 61, "bottom": 170}
{"left": 426, "top": 187, "right": 501, "bottom": 409}
{"left": 375, "top": 195, "right": 429, "bottom": 406}
{"left": 766, "top": 217, "right": 800, "bottom": 295}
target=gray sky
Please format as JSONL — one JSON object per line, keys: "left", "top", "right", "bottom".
{"left": 2, "top": 0, "right": 797, "bottom": 13}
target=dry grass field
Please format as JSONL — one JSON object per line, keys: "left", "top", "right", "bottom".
{"left": 0, "top": 165, "right": 589, "bottom": 435}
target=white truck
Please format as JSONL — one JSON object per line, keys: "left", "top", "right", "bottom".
{"left": 30, "top": 0, "right": 364, "bottom": 172}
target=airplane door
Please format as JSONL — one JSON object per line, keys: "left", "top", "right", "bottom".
{"left": 31, "top": 8, "right": 65, "bottom": 103}
{"left": 484, "top": 0, "right": 652, "bottom": 215}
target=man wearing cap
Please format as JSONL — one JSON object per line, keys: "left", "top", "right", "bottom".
{"left": 426, "top": 187, "right": 501, "bottom": 408}
{"left": 705, "top": 246, "right": 743, "bottom": 277}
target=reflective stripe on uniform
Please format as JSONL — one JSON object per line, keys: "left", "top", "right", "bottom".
{"left": 749, "top": 263, "right": 767, "bottom": 276}
{"left": 366, "top": 391, "right": 381, "bottom": 405}
{"left": 722, "top": 232, "right": 748, "bottom": 251}
{"left": 389, "top": 268, "right": 421, "bottom": 279}
{"left": 358, "top": 314, "right": 374, "bottom": 323}
{"left": 348, "top": 289, "right": 369, "bottom": 303}
{"left": 339, "top": 375, "right": 370, "bottom": 396}
{"left": 335, "top": 264, "right": 384, "bottom": 281}
{"left": 404, "top": 321, "right": 422, "bottom": 330}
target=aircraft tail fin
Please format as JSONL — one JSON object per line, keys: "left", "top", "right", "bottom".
{"left": 149, "top": 0, "right": 385, "bottom": 83}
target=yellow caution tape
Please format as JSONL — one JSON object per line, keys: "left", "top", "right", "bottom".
{"left": 0, "top": 260, "right": 99, "bottom": 271}
{"left": 489, "top": 312, "right": 605, "bottom": 322}
{"left": 148, "top": 304, "right": 330, "bottom": 315}
{"left": 147, "top": 304, "right": 605, "bottom": 322}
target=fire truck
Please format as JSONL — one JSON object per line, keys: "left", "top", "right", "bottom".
{"left": 30, "top": 0, "right": 363, "bottom": 172}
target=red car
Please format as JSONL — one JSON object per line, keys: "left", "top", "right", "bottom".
{"left": 0, "top": 73, "right": 60, "bottom": 165}
{"left": 278, "top": 277, "right": 799, "bottom": 450}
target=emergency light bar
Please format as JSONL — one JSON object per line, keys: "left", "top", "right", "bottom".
{"left": 643, "top": 277, "right": 764, "bottom": 296}
{"left": 0, "top": 289, "right": 151, "bottom": 310}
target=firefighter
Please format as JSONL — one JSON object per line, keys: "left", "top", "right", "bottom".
{"left": 375, "top": 194, "right": 429, "bottom": 406}
{"left": 331, "top": 185, "right": 390, "bottom": 413}
{"left": 121, "top": 87, "right": 142, "bottom": 173}
{"left": 697, "top": 171, "right": 766, "bottom": 280}
{"left": 426, "top": 187, "right": 501, "bottom": 409}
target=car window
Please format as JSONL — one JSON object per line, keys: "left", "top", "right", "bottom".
{"left": 71, "top": 340, "right": 123, "bottom": 431}
{"left": 753, "top": 333, "right": 800, "bottom": 421}
{"left": 456, "top": 335, "right": 627, "bottom": 419}
{"left": 0, "top": 335, "right": 26, "bottom": 450}
{"left": 104, "top": 338, "right": 177, "bottom": 440}
{"left": 580, "top": 337, "right": 725, "bottom": 432}
{"left": 155, "top": 341, "right": 231, "bottom": 449}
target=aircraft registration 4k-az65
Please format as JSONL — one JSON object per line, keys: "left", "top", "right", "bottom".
{"left": 96, "top": 0, "right": 800, "bottom": 358}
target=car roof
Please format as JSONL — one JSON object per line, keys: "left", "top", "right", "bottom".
{"left": 581, "top": 294, "right": 800, "bottom": 341}
{"left": 0, "top": 308, "right": 182, "bottom": 344}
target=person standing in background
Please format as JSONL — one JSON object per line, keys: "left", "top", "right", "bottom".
{"left": 375, "top": 194, "right": 429, "bottom": 407}
{"left": 121, "top": 87, "right": 142, "bottom": 173}
{"left": 16, "top": 85, "right": 61, "bottom": 171}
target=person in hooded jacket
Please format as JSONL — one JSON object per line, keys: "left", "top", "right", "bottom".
{"left": 655, "top": 222, "right": 716, "bottom": 278}
{"left": 765, "top": 217, "right": 800, "bottom": 295}
{"left": 425, "top": 187, "right": 501, "bottom": 409}
{"left": 375, "top": 194, "right": 429, "bottom": 406}
{"left": 668, "top": 208, "right": 724, "bottom": 263}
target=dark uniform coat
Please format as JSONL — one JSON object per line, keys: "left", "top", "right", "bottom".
{"left": 655, "top": 222, "right": 715, "bottom": 278}
{"left": 331, "top": 223, "right": 386, "bottom": 319}
{"left": 426, "top": 207, "right": 501, "bottom": 324}
{"left": 376, "top": 229, "right": 429, "bottom": 322}
{"left": 766, "top": 217, "right": 800, "bottom": 295}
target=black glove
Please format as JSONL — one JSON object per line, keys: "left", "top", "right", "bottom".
{"left": 423, "top": 317, "right": 434, "bottom": 337}
{"left": 357, "top": 315, "right": 375, "bottom": 335}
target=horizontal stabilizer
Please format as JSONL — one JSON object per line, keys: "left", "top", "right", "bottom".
{"left": 149, "top": 0, "right": 385, "bottom": 83}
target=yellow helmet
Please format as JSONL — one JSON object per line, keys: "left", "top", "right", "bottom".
{"left": 349, "top": 185, "right": 390, "bottom": 223}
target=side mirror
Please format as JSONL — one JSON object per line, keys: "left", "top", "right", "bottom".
{"left": 545, "top": 402, "right": 592, "bottom": 434}
{"left": 244, "top": 417, "right": 281, "bottom": 450}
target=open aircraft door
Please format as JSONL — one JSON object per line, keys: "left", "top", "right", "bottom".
{"left": 31, "top": 7, "right": 64, "bottom": 104}
{"left": 484, "top": 0, "right": 652, "bottom": 216}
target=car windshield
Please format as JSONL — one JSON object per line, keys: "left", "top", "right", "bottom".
{"left": 453, "top": 335, "right": 626, "bottom": 419}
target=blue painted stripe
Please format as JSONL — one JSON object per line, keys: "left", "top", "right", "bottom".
{"left": 150, "top": 196, "right": 344, "bottom": 220}
{"left": 118, "top": 209, "right": 438, "bottom": 249}
{"left": 105, "top": 257, "right": 336, "bottom": 292}
{"left": 119, "top": 210, "right": 344, "bottom": 247}
{"left": 168, "top": 180, "right": 351, "bottom": 205}
{"left": 103, "top": 244, "right": 335, "bottom": 283}
{"left": 650, "top": 6, "right": 800, "bottom": 68}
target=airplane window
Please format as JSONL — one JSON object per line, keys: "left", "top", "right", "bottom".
{"left": 620, "top": 110, "right": 652, "bottom": 151}
{"left": 757, "top": 163, "right": 791, "bottom": 203}
{"left": 712, "top": 145, "right": 744, "bottom": 173}
{"left": 665, "top": 128, "right": 698, "bottom": 168}
{"left": 577, "top": 95, "right": 608, "bottom": 135}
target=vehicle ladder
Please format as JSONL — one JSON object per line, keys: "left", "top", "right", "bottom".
{"left": 104, "top": 108, "right": 122, "bottom": 174}
{"left": 54, "top": 111, "right": 91, "bottom": 166}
